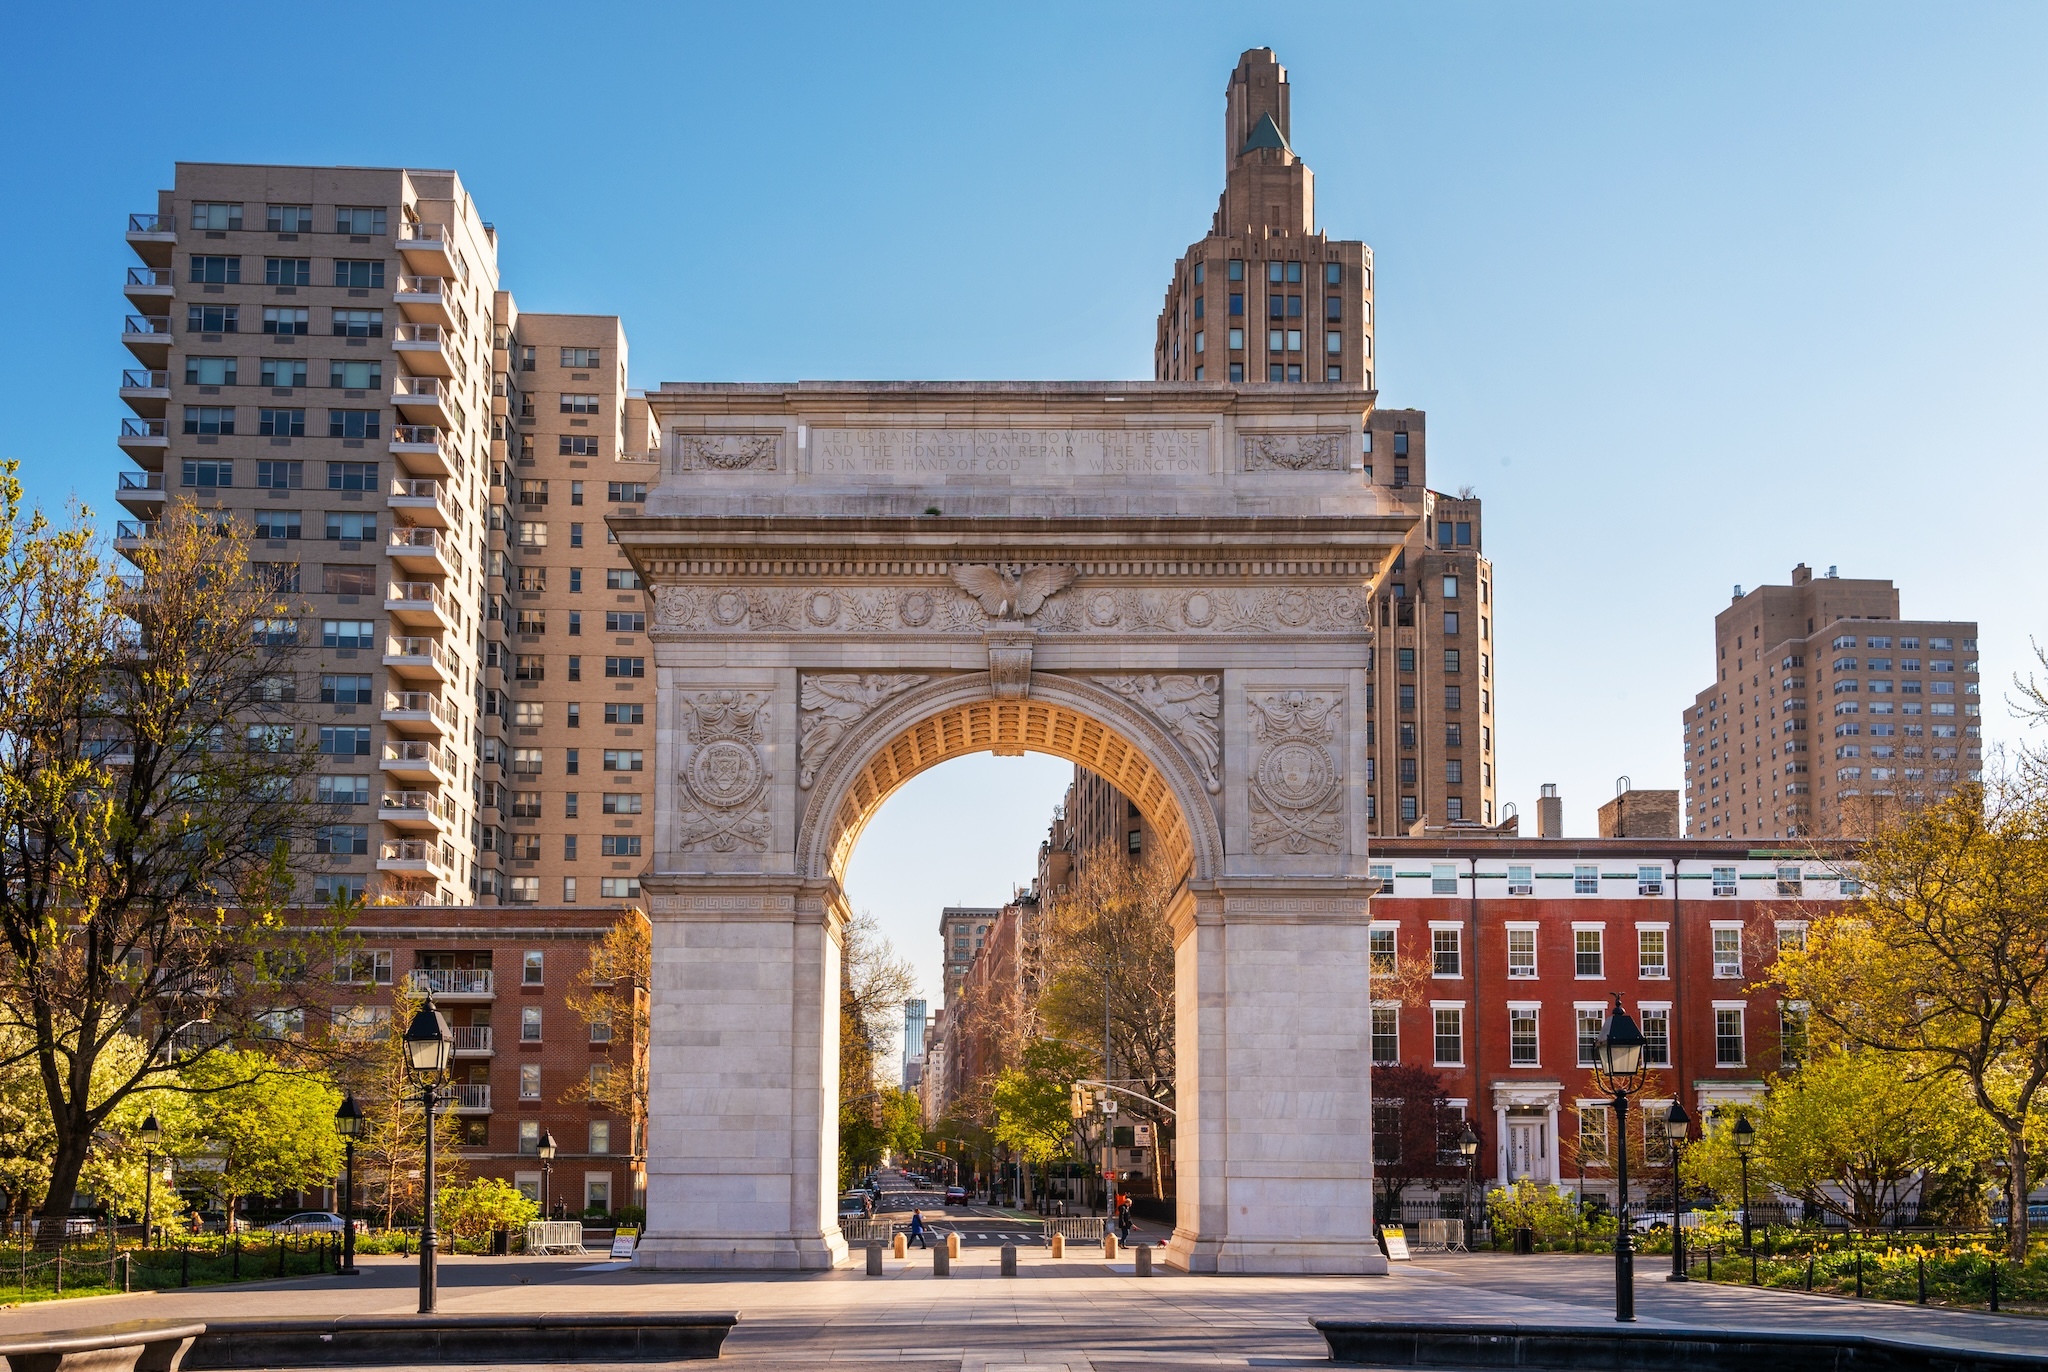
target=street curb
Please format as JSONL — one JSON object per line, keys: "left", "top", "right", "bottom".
{"left": 1312, "top": 1318, "right": 2048, "bottom": 1370}
{"left": 184, "top": 1313, "right": 739, "bottom": 1367}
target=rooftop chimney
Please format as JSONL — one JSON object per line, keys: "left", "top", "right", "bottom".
{"left": 1537, "top": 783, "right": 1563, "bottom": 839}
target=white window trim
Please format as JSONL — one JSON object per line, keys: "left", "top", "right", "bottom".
{"left": 1571, "top": 921, "right": 1607, "bottom": 931}
{"left": 1370, "top": 998, "right": 1403, "bottom": 1010}
{"left": 1634, "top": 921, "right": 1671, "bottom": 933}
{"left": 1505, "top": 920, "right": 1539, "bottom": 932}
{"left": 1369, "top": 918, "right": 1401, "bottom": 930}
{"left": 1711, "top": 999, "right": 1749, "bottom": 1010}
{"left": 1430, "top": 999, "right": 1469, "bottom": 1011}
{"left": 1428, "top": 919, "right": 1464, "bottom": 930}
{"left": 1774, "top": 920, "right": 1808, "bottom": 934}
{"left": 1506, "top": 999, "right": 1542, "bottom": 1012}
{"left": 1708, "top": 919, "right": 1745, "bottom": 931}
{"left": 1637, "top": 1000, "right": 1674, "bottom": 1012}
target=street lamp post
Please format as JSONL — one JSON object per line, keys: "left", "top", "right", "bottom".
{"left": 334, "top": 1095, "right": 362, "bottom": 1276}
{"left": 538, "top": 1130, "right": 558, "bottom": 1220}
{"left": 1592, "top": 994, "right": 1648, "bottom": 1323}
{"left": 1732, "top": 1114, "right": 1756, "bottom": 1253}
{"left": 138, "top": 1114, "right": 162, "bottom": 1249}
{"left": 1456, "top": 1123, "right": 1480, "bottom": 1251}
{"left": 402, "top": 999, "right": 453, "bottom": 1315}
{"left": 1663, "top": 1101, "right": 1690, "bottom": 1283}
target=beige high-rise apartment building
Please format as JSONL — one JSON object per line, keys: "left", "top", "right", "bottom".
{"left": 117, "top": 163, "right": 655, "bottom": 907}
{"left": 1683, "top": 563, "right": 1981, "bottom": 839}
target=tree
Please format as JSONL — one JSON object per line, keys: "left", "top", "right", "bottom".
{"left": 563, "top": 911, "right": 650, "bottom": 1159}
{"left": 837, "top": 910, "right": 916, "bottom": 1188}
{"left": 178, "top": 1049, "right": 342, "bottom": 1224}
{"left": 1777, "top": 783, "right": 2048, "bottom": 1255}
{"left": 0, "top": 489, "right": 344, "bottom": 1237}
{"left": 1682, "top": 1051, "right": 1995, "bottom": 1229}
{"left": 1368, "top": 1064, "right": 1462, "bottom": 1224}
{"left": 840, "top": 1087, "right": 921, "bottom": 1190}
{"left": 1039, "top": 846, "right": 1177, "bottom": 1196}
{"left": 990, "top": 1038, "right": 1094, "bottom": 1196}
{"left": 334, "top": 980, "right": 464, "bottom": 1227}
{"left": 439, "top": 1176, "right": 539, "bottom": 1244}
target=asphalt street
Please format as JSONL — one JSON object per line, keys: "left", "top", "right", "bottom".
{"left": 863, "top": 1168, "right": 1154, "bottom": 1249}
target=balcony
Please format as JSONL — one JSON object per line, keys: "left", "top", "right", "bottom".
{"left": 390, "top": 425, "right": 456, "bottom": 478}
{"left": 388, "top": 477, "right": 462, "bottom": 528}
{"left": 381, "top": 739, "right": 453, "bottom": 783}
{"left": 118, "top": 417, "right": 168, "bottom": 461}
{"left": 383, "top": 635, "right": 454, "bottom": 683}
{"left": 407, "top": 968, "right": 494, "bottom": 999}
{"left": 449, "top": 1084, "right": 492, "bottom": 1113}
{"left": 395, "top": 222, "right": 455, "bottom": 276}
{"left": 451, "top": 1026, "right": 493, "bottom": 1056}
{"left": 123, "top": 265, "right": 174, "bottom": 308}
{"left": 378, "top": 838, "right": 448, "bottom": 878}
{"left": 384, "top": 580, "right": 458, "bottom": 632}
{"left": 122, "top": 315, "right": 173, "bottom": 364}
{"left": 392, "top": 322, "right": 452, "bottom": 377}
{"left": 391, "top": 376, "right": 451, "bottom": 428}
{"left": 382, "top": 687, "right": 457, "bottom": 735}
{"left": 116, "top": 470, "right": 166, "bottom": 513}
{"left": 120, "top": 368, "right": 170, "bottom": 418}
{"left": 395, "top": 275, "right": 451, "bottom": 327}
{"left": 379, "top": 788, "right": 450, "bottom": 829}
{"left": 385, "top": 526, "right": 456, "bottom": 577}
{"left": 126, "top": 212, "right": 176, "bottom": 267}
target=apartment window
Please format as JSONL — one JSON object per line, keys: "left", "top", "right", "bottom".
{"left": 1576, "top": 1008, "right": 1605, "bottom": 1066}
{"left": 319, "top": 726, "right": 371, "bottom": 756}
{"left": 321, "top": 620, "right": 376, "bottom": 649}
{"left": 1573, "top": 863, "right": 1599, "bottom": 895}
{"left": 1444, "top": 685, "right": 1462, "bottom": 711}
{"left": 330, "top": 359, "right": 382, "bottom": 390}
{"left": 607, "top": 482, "right": 647, "bottom": 504}
{"left": 513, "top": 700, "right": 545, "bottom": 727}
{"left": 1637, "top": 864, "right": 1664, "bottom": 896}
{"left": 317, "top": 775, "right": 370, "bottom": 806}
{"left": 605, "top": 656, "right": 645, "bottom": 679}
{"left": 1499, "top": 863, "right": 1531, "bottom": 897}
{"left": 1432, "top": 1008, "right": 1463, "bottom": 1065}
{"left": 263, "top": 306, "right": 309, "bottom": 335}
{"left": 602, "top": 749, "right": 644, "bottom": 772}
{"left": 603, "top": 703, "right": 644, "bottom": 725}
{"left": 1446, "top": 722, "right": 1463, "bottom": 748}
{"left": 335, "top": 206, "right": 387, "bottom": 235}
{"left": 510, "top": 791, "right": 543, "bottom": 819}
{"left": 182, "top": 406, "right": 234, "bottom": 436}
{"left": 189, "top": 254, "right": 241, "bottom": 284}
{"left": 1781, "top": 1003, "right": 1810, "bottom": 1068}
{"left": 512, "top": 748, "right": 543, "bottom": 776}
{"left": 313, "top": 874, "right": 366, "bottom": 902}
{"left": 266, "top": 204, "right": 312, "bottom": 232}
{"left": 258, "top": 409, "right": 305, "bottom": 437}
{"left": 187, "top": 304, "right": 238, "bottom": 333}
{"left": 1400, "top": 795, "right": 1418, "bottom": 823}
{"left": 1638, "top": 928, "right": 1668, "bottom": 978}
{"left": 600, "top": 835, "right": 642, "bottom": 857}
{"left": 602, "top": 793, "right": 643, "bottom": 815}
{"left": 1712, "top": 865, "right": 1738, "bottom": 897}
{"left": 1509, "top": 1007, "right": 1540, "bottom": 1065}
{"left": 1371, "top": 1006, "right": 1399, "bottom": 1063}
{"left": 515, "top": 609, "right": 546, "bottom": 634}
{"left": 1431, "top": 928, "right": 1461, "bottom": 977}
{"left": 181, "top": 460, "right": 233, "bottom": 489}
{"left": 256, "top": 256, "right": 310, "bottom": 287}
{"left": 333, "top": 949, "right": 391, "bottom": 984}
{"left": 605, "top": 612, "right": 646, "bottom": 633}
{"left": 1776, "top": 864, "right": 1804, "bottom": 896}
{"left": 1712, "top": 925, "right": 1743, "bottom": 978}
{"left": 332, "top": 309, "right": 384, "bottom": 338}
{"left": 1574, "top": 928, "right": 1603, "bottom": 977}
{"left": 1431, "top": 863, "right": 1457, "bottom": 896}
{"left": 1641, "top": 1008, "right": 1671, "bottom": 1065}
{"left": 1777, "top": 922, "right": 1808, "bottom": 955}
{"left": 324, "top": 512, "right": 376, "bottom": 542}
{"left": 521, "top": 1007, "right": 543, "bottom": 1042}
{"left": 314, "top": 824, "right": 368, "bottom": 856}
{"left": 333, "top": 259, "right": 385, "bottom": 289}
{"left": 561, "top": 393, "right": 599, "bottom": 414}
{"left": 1506, "top": 928, "right": 1537, "bottom": 978}
{"left": 512, "top": 950, "right": 541, "bottom": 987}
{"left": 327, "top": 461, "right": 378, "bottom": 491}
{"left": 1228, "top": 362, "right": 1244, "bottom": 382}
{"left": 185, "top": 355, "right": 237, "bottom": 386}
{"left": 1577, "top": 1106, "right": 1610, "bottom": 1164}
{"left": 559, "top": 435, "right": 600, "bottom": 456}
{"left": 1368, "top": 925, "right": 1396, "bottom": 974}
{"left": 605, "top": 569, "right": 643, "bottom": 592}
{"left": 259, "top": 358, "right": 308, "bottom": 388}
{"left": 600, "top": 877, "right": 641, "bottom": 899}
{"left": 519, "top": 1064, "right": 542, "bottom": 1101}
{"left": 516, "top": 521, "right": 547, "bottom": 548}
{"left": 320, "top": 673, "right": 374, "bottom": 704}
{"left": 327, "top": 409, "right": 381, "bottom": 439}
{"left": 254, "top": 510, "right": 301, "bottom": 539}
{"left": 1715, "top": 1007, "right": 1746, "bottom": 1065}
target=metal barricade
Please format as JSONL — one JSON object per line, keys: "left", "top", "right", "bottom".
{"left": 524, "top": 1220, "right": 587, "bottom": 1255}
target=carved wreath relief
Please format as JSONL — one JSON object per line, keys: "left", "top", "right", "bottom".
{"left": 673, "top": 433, "right": 779, "bottom": 472}
{"left": 797, "top": 674, "right": 929, "bottom": 788}
{"left": 1098, "top": 675, "right": 1222, "bottom": 793}
{"left": 676, "top": 690, "right": 772, "bottom": 852}
{"left": 1246, "top": 689, "right": 1344, "bottom": 855}
{"left": 1242, "top": 433, "right": 1345, "bottom": 472}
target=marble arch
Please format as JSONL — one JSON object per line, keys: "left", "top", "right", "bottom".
{"left": 612, "top": 382, "right": 1414, "bottom": 1275}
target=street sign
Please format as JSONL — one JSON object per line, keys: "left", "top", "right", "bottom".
{"left": 1101, "top": 1098, "right": 1117, "bottom": 1115}
{"left": 1134, "top": 1123, "right": 1154, "bottom": 1146}
{"left": 610, "top": 1228, "right": 637, "bottom": 1259}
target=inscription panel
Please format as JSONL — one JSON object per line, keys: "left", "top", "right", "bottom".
{"left": 810, "top": 428, "right": 1209, "bottom": 480}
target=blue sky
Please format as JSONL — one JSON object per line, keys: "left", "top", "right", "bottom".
{"left": 7, "top": 3, "right": 2044, "bottom": 1008}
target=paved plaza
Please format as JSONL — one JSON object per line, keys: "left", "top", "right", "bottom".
{"left": 1, "top": 1244, "right": 2041, "bottom": 1369}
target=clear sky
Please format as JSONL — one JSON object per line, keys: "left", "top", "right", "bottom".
{"left": 8, "top": 3, "right": 2044, "bottom": 1010}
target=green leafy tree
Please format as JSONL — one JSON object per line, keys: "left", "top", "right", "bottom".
{"left": 179, "top": 1049, "right": 342, "bottom": 1223}
{"left": 439, "top": 1176, "right": 539, "bottom": 1244}
{"left": 990, "top": 1039, "right": 1093, "bottom": 1195}
{"left": 841, "top": 1087, "right": 921, "bottom": 1191}
{"left": 334, "top": 980, "right": 463, "bottom": 1227}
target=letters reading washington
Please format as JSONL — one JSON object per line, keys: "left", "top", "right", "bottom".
{"left": 811, "top": 428, "right": 1207, "bottom": 480}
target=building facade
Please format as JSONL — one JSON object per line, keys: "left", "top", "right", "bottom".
{"left": 1684, "top": 564, "right": 1981, "bottom": 839}
{"left": 901, "top": 998, "right": 927, "bottom": 1089}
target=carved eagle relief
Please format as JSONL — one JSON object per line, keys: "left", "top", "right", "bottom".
{"left": 948, "top": 564, "right": 1077, "bottom": 621}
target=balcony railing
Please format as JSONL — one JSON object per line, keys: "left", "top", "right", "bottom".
{"left": 115, "top": 521, "right": 157, "bottom": 541}
{"left": 451, "top": 1084, "right": 491, "bottom": 1111}
{"left": 396, "top": 275, "right": 446, "bottom": 296}
{"left": 398, "top": 222, "right": 448, "bottom": 244}
{"left": 383, "top": 691, "right": 456, "bottom": 723}
{"left": 392, "top": 424, "right": 447, "bottom": 446}
{"left": 125, "top": 266, "right": 173, "bottom": 288}
{"left": 128, "top": 213, "right": 175, "bottom": 233}
{"left": 451, "top": 1026, "right": 493, "bottom": 1054}
{"left": 387, "top": 527, "right": 445, "bottom": 553}
{"left": 120, "top": 418, "right": 167, "bottom": 439}
{"left": 384, "top": 636, "right": 451, "bottom": 668}
{"left": 392, "top": 323, "right": 444, "bottom": 344}
{"left": 118, "top": 472, "right": 165, "bottom": 492}
{"left": 121, "top": 369, "right": 169, "bottom": 390}
{"left": 124, "top": 315, "right": 172, "bottom": 336}
{"left": 385, "top": 580, "right": 457, "bottom": 615}
{"left": 408, "top": 968, "right": 493, "bottom": 996}
{"left": 383, "top": 740, "right": 451, "bottom": 770}
{"left": 379, "top": 788, "right": 445, "bottom": 813}
{"left": 379, "top": 837, "right": 446, "bottom": 866}
{"left": 390, "top": 478, "right": 463, "bottom": 519}
{"left": 393, "top": 377, "right": 445, "bottom": 401}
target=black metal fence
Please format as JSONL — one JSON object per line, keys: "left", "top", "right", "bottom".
{"left": 1, "top": 1231, "right": 342, "bottom": 1298}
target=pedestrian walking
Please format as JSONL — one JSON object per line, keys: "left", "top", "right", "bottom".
{"left": 908, "top": 1208, "right": 927, "bottom": 1249}
{"left": 1117, "top": 1196, "right": 1133, "bottom": 1244}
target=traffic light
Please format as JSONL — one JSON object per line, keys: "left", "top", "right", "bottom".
{"left": 1069, "top": 1084, "right": 1085, "bottom": 1120}
{"left": 936, "top": 1140, "right": 947, "bottom": 1155}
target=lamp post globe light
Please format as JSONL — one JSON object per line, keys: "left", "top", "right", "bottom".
{"left": 402, "top": 999, "right": 453, "bottom": 1314}
{"left": 538, "top": 1129, "right": 558, "bottom": 1220}
{"left": 1591, "top": 994, "right": 1648, "bottom": 1323}
{"left": 334, "top": 1094, "right": 363, "bottom": 1276}
{"left": 1732, "top": 1113, "right": 1756, "bottom": 1253}
{"left": 1456, "top": 1122, "right": 1480, "bottom": 1251}
{"left": 138, "top": 1113, "right": 162, "bottom": 1248}
{"left": 1662, "top": 1101, "right": 1691, "bottom": 1282}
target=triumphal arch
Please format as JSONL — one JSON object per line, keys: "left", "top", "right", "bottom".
{"left": 612, "top": 381, "right": 1413, "bottom": 1274}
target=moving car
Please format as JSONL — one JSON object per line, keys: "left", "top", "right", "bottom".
{"left": 265, "top": 1211, "right": 365, "bottom": 1235}
{"left": 944, "top": 1186, "right": 968, "bottom": 1206}
{"left": 837, "top": 1192, "right": 874, "bottom": 1220}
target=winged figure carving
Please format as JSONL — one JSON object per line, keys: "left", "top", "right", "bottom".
{"left": 948, "top": 564, "right": 1077, "bottom": 621}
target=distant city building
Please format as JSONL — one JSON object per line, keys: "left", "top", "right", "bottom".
{"left": 901, "top": 998, "right": 927, "bottom": 1090}
{"left": 1684, "top": 564, "right": 1981, "bottom": 839}
{"left": 938, "top": 905, "right": 999, "bottom": 1006}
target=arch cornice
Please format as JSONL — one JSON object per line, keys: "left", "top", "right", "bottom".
{"left": 796, "top": 672, "right": 1226, "bottom": 885}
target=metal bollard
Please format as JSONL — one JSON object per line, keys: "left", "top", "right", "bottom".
{"left": 1001, "top": 1245, "right": 1017, "bottom": 1276}
{"left": 1104, "top": 1233, "right": 1118, "bottom": 1260}
{"left": 934, "top": 1244, "right": 950, "bottom": 1276}
{"left": 946, "top": 1231, "right": 960, "bottom": 1259}
{"left": 866, "top": 1244, "right": 883, "bottom": 1275}
{"left": 892, "top": 1232, "right": 906, "bottom": 1259}
{"left": 1135, "top": 1245, "right": 1153, "bottom": 1277}
{"left": 1051, "top": 1233, "right": 1065, "bottom": 1258}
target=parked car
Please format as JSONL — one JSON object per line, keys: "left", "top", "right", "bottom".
{"left": 1631, "top": 1209, "right": 1728, "bottom": 1233}
{"left": 944, "top": 1186, "right": 968, "bottom": 1207}
{"left": 265, "top": 1211, "right": 365, "bottom": 1235}
{"left": 29, "top": 1217, "right": 97, "bottom": 1238}
{"left": 837, "top": 1192, "right": 873, "bottom": 1220}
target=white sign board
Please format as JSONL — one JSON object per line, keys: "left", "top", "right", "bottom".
{"left": 1134, "top": 1123, "right": 1155, "bottom": 1146}
{"left": 1382, "top": 1229, "right": 1411, "bottom": 1262}
{"left": 610, "top": 1229, "right": 637, "bottom": 1259}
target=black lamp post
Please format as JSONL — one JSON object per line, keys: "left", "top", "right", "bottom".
{"left": 1456, "top": 1122, "right": 1480, "bottom": 1251}
{"left": 1732, "top": 1114, "right": 1756, "bottom": 1253}
{"left": 334, "top": 1094, "right": 362, "bottom": 1276}
{"left": 1592, "top": 994, "right": 1648, "bottom": 1323}
{"left": 138, "top": 1113, "right": 162, "bottom": 1248}
{"left": 538, "top": 1130, "right": 558, "bottom": 1220}
{"left": 402, "top": 999, "right": 453, "bottom": 1314}
{"left": 1663, "top": 1101, "right": 1690, "bottom": 1283}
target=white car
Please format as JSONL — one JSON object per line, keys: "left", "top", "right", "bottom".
{"left": 1630, "top": 1210, "right": 1727, "bottom": 1233}
{"left": 266, "top": 1211, "right": 365, "bottom": 1235}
